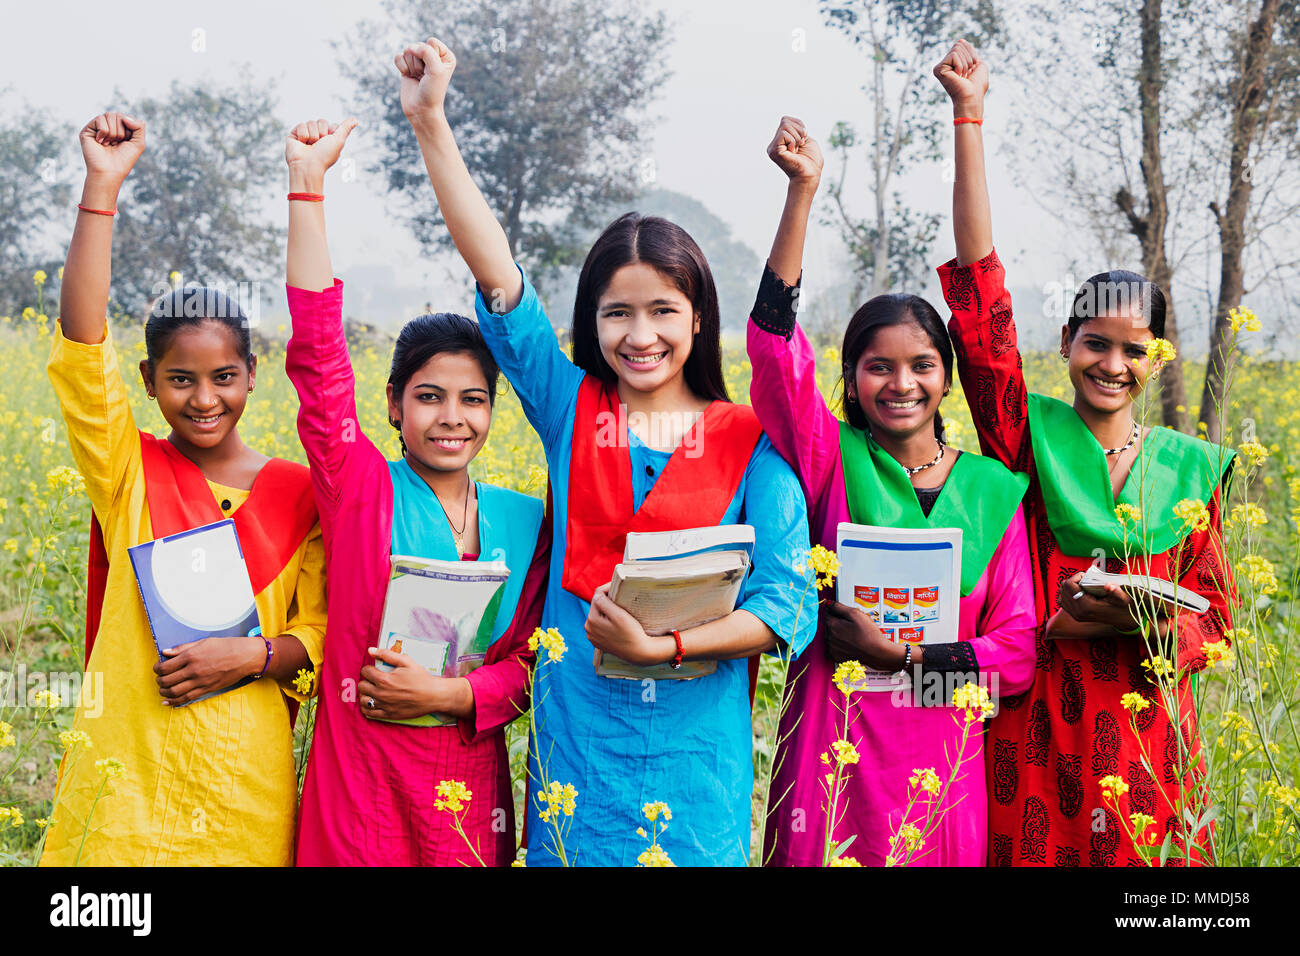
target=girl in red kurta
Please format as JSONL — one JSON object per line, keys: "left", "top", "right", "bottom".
{"left": 936, "top": 41, "right": 1235, "bottom": 866}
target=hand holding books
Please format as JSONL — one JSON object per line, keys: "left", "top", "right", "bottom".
{"left": 154, "top": 635, "right": 268, "bottom": 706}
{"left": 821, "top": 600, "right": 909, "bottom": 672}
{"left": 1047, "top": 568, "right": 1194, "bottom": 640}
{"left": 358, "top": 646, "right": 472, "bottom": 722}
{"left": 587, "top": 585, "right": 677, "bottom": 667}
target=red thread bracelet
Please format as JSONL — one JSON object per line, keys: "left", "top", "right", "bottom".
{"left": 287, "top": 192, "right": 325, "bottom": 202}
{"left": 670, "top": 629, "right": 684, "bottom": 670}
{"left": 77, "top": 203, "right": 116, "bottom": 216}
{"left": 953, "top": 117, "right": 983, "bottom": 126}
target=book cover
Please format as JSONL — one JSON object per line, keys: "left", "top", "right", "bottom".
{"left": 127, "top": 518, "right": 261, "bottom": 706}
{"left": 835, "top": 523, "right": 963, "bottom": 692}
{"left": 374, "top": 555, "right": 510, "bottom": 727}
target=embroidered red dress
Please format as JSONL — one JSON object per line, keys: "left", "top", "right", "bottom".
{"left": 941, "top": 250, "right": 1234, "bottom": 866}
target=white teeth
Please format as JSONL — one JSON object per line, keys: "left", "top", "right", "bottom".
{"left": 883, "top": 400, "right": 920, "bottom": 408}
{"left": 623, "top": 352, "right": 666, "bottom": 365}
{"left": 190, "top": 415, "right": 221, "bottom": 423}
{"left": 1089, "top": 376, "right": 1128, "bottom": 392}
{"left": 432, "top": 439, "right": 467, "bottom": 447}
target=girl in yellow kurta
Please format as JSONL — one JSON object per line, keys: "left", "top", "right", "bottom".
{"left": 38, "top": 111, "right": 326, "bottom": 866}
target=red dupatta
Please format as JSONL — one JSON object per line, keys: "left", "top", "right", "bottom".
{"left": 561, "top": 377, "right": 766, "bottom": 701}
{"left": 84, "top": 431, "right": 317, "bottom": 668}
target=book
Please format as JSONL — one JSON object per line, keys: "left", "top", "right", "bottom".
{"left": 595, "top": 524, "right": 755, "bottom": 681}
{"left": 373, "top": 555, "right": 510, "bottom": 726}
{"left": 127, "top": 518, "right": 261, "bottom": 706}
{"left": 1077, "top": 565, "right": 1210, "bottom": 614}
{"left": 835, "top": 523, "right": 963, "bottom": 692}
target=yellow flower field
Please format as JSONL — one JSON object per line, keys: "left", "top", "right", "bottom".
{"left": 1, "top": 293, "right": 1297, "bottom": 866}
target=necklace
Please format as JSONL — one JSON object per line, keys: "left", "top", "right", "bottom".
{"left": 903, "top": 440, "right": 946, "bottom": 477}
{"left": 1103, "top": 422, "right": 1140, "bottom": 457}
{"left": 433, "top": 473, "right": 473, "bottom": 556}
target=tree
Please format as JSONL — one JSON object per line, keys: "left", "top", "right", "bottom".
{"left": 1113, "top": 0, "right": 1190, "bottom": 432}
{"left": 0, "top": 96, "right": 73, "bottom": 315}
{"left": 109, "top": 80, "right": 285, "bottom": 318}
{"left": 341, "top": 0, "right": 671, "bottom": 293}
{"left": 1200, "top": 0, "right": 1299, "bottom": 442}
{"left": 818, "top": 0, "right": 1004, "bottom": 297}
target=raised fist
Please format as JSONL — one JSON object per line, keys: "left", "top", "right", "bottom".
{"left": 285, "top": 118, "right": 359, "bottom": 172}
{"left": 395, "top": 37, "right": 456, "bottom": 119}
{"left": 79, "top": 112, "right": 146, "bottom": 183}
{"left": 933, "top": 39, "right": 989, "bottom": 113}
{"left": 767, "top": 116, "right": 823, "bottom": 185}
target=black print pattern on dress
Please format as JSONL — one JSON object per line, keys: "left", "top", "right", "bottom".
{"left": 1090, "top": 640, "right": 1119, "bottom": 682}
{"left": 993, "top": 738, "right": 1018, "bottom": 806}
{"left": 1020, "top": 796, "right": 1049, "bottom": 864}
{"left": 992, "top": 832, "right": 1012, "bottom": 867}
{"left": 1091, "top": 709, "right": 1121, "bottom": 776}
{"left": 1057, "top": 752, "right": 1083, "bottom": 818}
{"left": 1089, "top": 807, "right": 1120, "bottom": 867}
{"left": 1163, "top": 723, "right": 1181, "bottom": 786}
{"left": 1060, "top": 658, "right": 1085, "bottom": 725}
{"left": 1054, "top": 845, "right": 1081, "bottom": 867}
{"left": 1134, "top": 687, "right": 1158, "bottom": 734}
{"left": 1127, "top": 760, "right": 1156, "bottom": 817}
{"left": 1026, "top": 700, "right": 1051, "bottom": 767}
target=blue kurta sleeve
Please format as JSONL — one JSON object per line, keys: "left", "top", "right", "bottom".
{"left": 737, "top": 435, "right": 816, "bottom": 658}
{"left": 474, "top": 266, "right": 585, "bottom": 450}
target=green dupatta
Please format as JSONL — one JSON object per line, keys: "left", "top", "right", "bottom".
{"left": 1026, "top": 393, "right": 1234, "bottom": 559}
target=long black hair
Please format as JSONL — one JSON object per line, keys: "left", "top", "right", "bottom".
{"left": 570, "top": 212, "right": 730, "bottom": 403}
{"left": 387, "top": 311, "right": 501, "bottom": 449}
{"left": 839, "top": 293, "right": 952, "bottom": 441}
{"left": 144, "top": 287, "right": 252, "bottom": 366}
{"left": 1066, "top": 270, "right": 1167, "bottom": 339}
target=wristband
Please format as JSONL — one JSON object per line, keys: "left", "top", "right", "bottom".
{"left": 287, "top": 192, "right": 325, "bottom": 202}
{"left": 670, "top": 629, "right": 684, "bottom": 670}
{"left": 77, "top": 203, "right": 116, "bottom": 216}
{"left": 953, "top": 117, "right": 984, "bottom": 126}
{"left": 899, "top": 643, "right": 912, "bottom": 674}
{"left": 252, "top": 629, "right": 273, "bottom": 680}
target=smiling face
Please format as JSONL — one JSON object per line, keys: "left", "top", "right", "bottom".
{"left": 1061, "top": 305, "right": 1155, "bottom": 416}
{"left": 386, "top": 351, "right": 492, "bottom": 476}
{"left": 595, "top": 262, "right": 700, "bottom": 396}
{"left": 847, "top": 321, "right": 949, "bottom": 443}
{"left": 139, "top": 321, "right": 254, "bottom": 451}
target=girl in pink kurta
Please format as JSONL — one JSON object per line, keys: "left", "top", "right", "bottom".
{"left": 751, "top": 110, "right": 1037, "bottom": 866}
{"left": 281, "top": 119, "right": 548, "bottom": 866}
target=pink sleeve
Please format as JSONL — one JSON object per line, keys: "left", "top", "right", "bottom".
{"left": 284, "top": 280, "right": 386, "bottom": 530}
{"left": 969, "top": 504, "right": 1038, "bottom": 697}
{"left": 457, "top": 509, "right": 551, "bottom": 744}
{"left": 746, "top": 311, "right": 842, "bottom": 507}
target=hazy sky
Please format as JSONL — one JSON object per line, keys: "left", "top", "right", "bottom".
{"left": 0, "top": 0, "right": 1138, "bottom": 344}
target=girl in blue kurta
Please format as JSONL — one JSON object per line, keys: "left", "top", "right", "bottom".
{"left": 397, "top": 37, "right": 815, "bottom": 865}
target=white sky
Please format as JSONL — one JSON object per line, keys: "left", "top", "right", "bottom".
{"left": 0, "top": 0, "right": 1185, "bottom": 345}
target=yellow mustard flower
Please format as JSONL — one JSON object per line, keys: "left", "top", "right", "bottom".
{"left": 1114, "top": 503, "right": 1142, "bottom": 527}
{"left": 0, "top": 721, "right": 14, "bottom": 748}
{"left": 637, "top": 843, "right": 675, "bottom": 867}
{"left": 953, "top": 681, "right": 995, "bottom": 722}
{"left": 830, "top": 855, "right": 862, "bottom": 867}
{"left": 1201, "top": 641, "right": 1233, "bottom": 670}
{"left": 909, "top": 767, "right": 942, "bottom": 796}
{"left": 832, "top": 659, "right": 867, "bottom": 698}
{"left": 33, "top": 270, "right": 47, "bottom": 288}
{"left": 95, "top": 757, "right": 126, "bottom": 779}
{"left": 433, "top": 779, "right": 472, "bottom": 814}
{"left": 807, "top": 544, "right": 840, "bottom": 589}
{"left": 58, "top": 729, "right": 91, "bottom": 751}
{"left": 641, "top": 801, "right": 672, "bottom": 824}
{"left": 292, "top": 668, "right": 315, "bottom": 696}
{"left": 1141, "top": 656, "right": 1175, "bottom": 681}
{"left": 830, "top": 739, "right": 860, "bottom": 766}
{"left": 1228, "top": 502, "right": 1267, "bottom": 530}
{"left": 1144, "top": 338, "right": 1176, "bottom": 363}
{"left": 1227, "top": 306, "right": 1260, "bottom": 333}
{"left": 528, "top": 627, "right": 567, "bottom": 663}
{"left": 1129, "top": 812, "right": 1156, "bottom": 834}
{"left": 0, "top": 806, "right": 26, "bottom": 828}
{"left": 1172, "top": 498, "right": 1210, "bottom": 533}
{"left": 32, "top": 689, "right": 61, "bottom": 709}
{"left": 1120, "top": 692, "right": 1150, "bottom": 713}
{"left": 1099, "top": 775, "right": 1129, "bottom": 798}
{"left": 1240, "top": 555, "right": 1278, "bottom": 594}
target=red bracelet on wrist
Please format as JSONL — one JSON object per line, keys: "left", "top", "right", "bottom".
{"left": 77, "top": 203, "right": 116, "bottom": 216}
{"left": 287, "top": 192, "right": 325, "bottom": 202}
{"left": 953, "top": 117, "right": 983, "bottom": 126}
{"left": 670, "top": 629, "right": 684, "bottom": 670}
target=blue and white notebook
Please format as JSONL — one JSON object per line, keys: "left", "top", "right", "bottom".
{"left": 127, "top": 518, "right": 261, "bottom": 705}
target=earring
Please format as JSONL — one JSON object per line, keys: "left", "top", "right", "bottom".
{"left": 1060, "top": 353, "right": 1069, "bottom": 363}
{"left": 146, "top": 393, "right": 156, "bottom": 401}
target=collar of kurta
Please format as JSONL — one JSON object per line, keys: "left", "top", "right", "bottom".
{"left": 1026, "top": 393, "right": 1234, "bottom": 559}
{"left": 85, "top": 431, "right": 317, "bottom": 666}
{"left": 561, "top": 375, "right": 763, "bottom": 603}
{"left": 839, "top": 421, "right": 1029, "bottom": 596}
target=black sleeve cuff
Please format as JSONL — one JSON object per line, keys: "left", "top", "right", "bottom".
{"left": 750, "top": 262, "right": 801, "bottom": 339}
{"left": 918, "top": 641, "right": 979, "bottom": 706}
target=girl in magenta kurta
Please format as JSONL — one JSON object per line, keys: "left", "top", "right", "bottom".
{"left": 281, "top": 119, "right": 548, "bottom": 866}
{"left": 750, "top": 104, "right": 1037, "bottom": 866}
